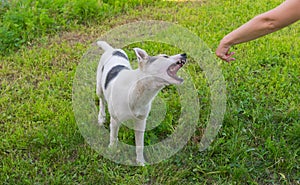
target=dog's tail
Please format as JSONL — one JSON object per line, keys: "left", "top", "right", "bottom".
{"left": 97, "top": 41, "right": 113, "bottom": 52}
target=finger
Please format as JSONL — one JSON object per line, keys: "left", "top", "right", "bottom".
{"left": 225, "top": 57, "right": 235, "bottom": 63}
{"left": 225, "top": 52, "right": 235, "bottom": 62}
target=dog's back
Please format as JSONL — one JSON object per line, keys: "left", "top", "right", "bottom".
{"left": 96, "top": 41, "right": 131, "bottom": 99}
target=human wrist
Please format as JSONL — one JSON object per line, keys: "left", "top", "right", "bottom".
{"left": 220, "top": 35, "right": 234, "bottom": 47}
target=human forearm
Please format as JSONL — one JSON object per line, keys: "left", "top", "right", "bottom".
{"left": 220, "top": 13, "right": 284, "bottom": 47}
{"left": 220, "top": 0, "right": 300, "bottom": 48}
{"left": 216, "top": 0, "right": 300, "bottom": 62}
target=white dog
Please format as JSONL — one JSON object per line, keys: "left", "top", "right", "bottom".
{"left": 96, "top": 41, "right": 187, "bottom": 165}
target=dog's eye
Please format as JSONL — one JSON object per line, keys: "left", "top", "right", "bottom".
{"left": 163, "top": 55, "right": 169, "bottom": 58}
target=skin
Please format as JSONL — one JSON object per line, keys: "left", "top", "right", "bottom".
{"left": 216, "top": 0, "right": 300, "bottom": 62}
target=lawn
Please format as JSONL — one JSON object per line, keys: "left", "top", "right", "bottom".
{"left": 0, "top": 0, "right": 299, "bottom": 184}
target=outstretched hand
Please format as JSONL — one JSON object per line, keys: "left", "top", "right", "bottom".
{"left": 216, "top": 44, "right": 236, "bottom": 62}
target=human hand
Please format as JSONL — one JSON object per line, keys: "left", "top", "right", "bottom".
{"left": 216, "top": 43, "right": 235, "bottom": 62}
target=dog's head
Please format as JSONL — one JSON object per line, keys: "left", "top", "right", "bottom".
{"left": 134, "top": 48, "right": 187, "bottom": 85}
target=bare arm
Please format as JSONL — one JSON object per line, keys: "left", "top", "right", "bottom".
{"left": 216, "top": 0, "right": 300, "bottom": 62}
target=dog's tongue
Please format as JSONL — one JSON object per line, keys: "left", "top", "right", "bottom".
{"left": 169, "top": 64, "right": 181, "bottom": 73}
{"left": 167, "top": 63, "right": 184, "bottom": 82}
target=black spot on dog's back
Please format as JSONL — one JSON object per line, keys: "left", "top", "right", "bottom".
{"left": 105, "top": 65, "right": 129, "bottom": 89}
{"left": 112, "top": 50, "right": 129, "bottom": 61}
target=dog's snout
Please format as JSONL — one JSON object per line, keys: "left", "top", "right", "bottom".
{"left": 181, "top": 53, "right": 187, "bottom": 58}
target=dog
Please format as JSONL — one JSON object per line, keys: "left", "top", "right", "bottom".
{"left": 96, "top": 41, "right": 187, "bottom": 165}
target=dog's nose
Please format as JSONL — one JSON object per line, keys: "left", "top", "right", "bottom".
{"left": 181, "top": 53, "right": 187, "bottom": 58}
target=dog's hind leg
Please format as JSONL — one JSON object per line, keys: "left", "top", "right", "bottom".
{"left": 109, "top": 117, "right": 120, "bottom": 147}
{"left": 96, "top": 86, "right": 106, "bottom": 125}
{"left": 135, "top": 119, "right": 146, "bottom": 166}
{"left": 96, "top": 59, "right": 106, "bottom": 125}
{"left": 98, "top": 97, "right": 106, "bottom": 126}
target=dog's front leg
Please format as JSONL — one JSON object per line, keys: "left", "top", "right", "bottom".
{"left": 135, "top": 119, "right": 146, "bottom": 166}
{"left": 109, "top": 117, "right": 120, "bottom": 147}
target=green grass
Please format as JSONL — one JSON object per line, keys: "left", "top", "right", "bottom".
{"left": 0, "top": 0, "right": 154, "bottom": 54}
{"left": 1, "top": 0, "right": 300, "bottom": 184}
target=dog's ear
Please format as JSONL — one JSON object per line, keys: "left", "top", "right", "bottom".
{"left": 134, "top": 48, "right": 149, "bottom": 62}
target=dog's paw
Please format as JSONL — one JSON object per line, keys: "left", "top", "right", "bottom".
{"left": 108, "top": 143, "right": 114, "bottom": 148}
{"left": 98, "top": 116, "right": 106, "bottom": 126}
{"left": 108, "top": 139, "right": 118, "bottom": 148}
{"left": 136, "top": 158, "right": 146, "bottom": 166}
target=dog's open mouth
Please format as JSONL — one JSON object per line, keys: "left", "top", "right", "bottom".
{"left": 167, "top": 59, "right": 186, "bottom": 82}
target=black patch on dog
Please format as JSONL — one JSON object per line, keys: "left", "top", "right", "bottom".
{"left": 112, "top": 50, "right": 129, "bottom": 61}
{"left": 105, "top": 65, "right": 129, "bottom": 89}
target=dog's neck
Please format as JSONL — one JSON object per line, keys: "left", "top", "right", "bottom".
{"left": 129, "top": 71, "right": 166, "bottom": 114}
